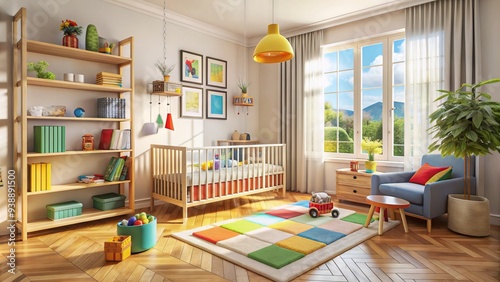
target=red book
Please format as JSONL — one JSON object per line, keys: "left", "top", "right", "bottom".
{"left": 99, "top": 129, "right": 114, "bottom": 150}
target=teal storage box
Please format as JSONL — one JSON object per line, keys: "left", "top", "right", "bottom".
{"left": 92, "top": 193, "right": 126, "bottom": 211}
{"left": 46, "top": 201, "right": 83, "bottom": 220}
{"left": 117, "top": 215, "right": 157, "bottom": 253}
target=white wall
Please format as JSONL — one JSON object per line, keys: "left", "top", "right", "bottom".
{"left": 0, "top": 0, "right": 256, "bottom": 233}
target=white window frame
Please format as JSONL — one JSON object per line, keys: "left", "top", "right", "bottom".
{"left": 323, "top": 32, "right": 405, "bottom": 162}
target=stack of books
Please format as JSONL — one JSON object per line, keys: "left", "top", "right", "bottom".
{"left": 97, "top": 97, "right": 126, "bottom": 118}
{"left": 96, "top": 72, "right": 122, "bottom": 87}
{"left": 103, "top": 156, "right": 129, "bottom": 181}
{"left": 33, "top": 126, "right": 66, "bottom": 153}
{"left": 28, "top": 162, "right": 51, "bottom": 192}
{"left": 98, "top": 129, "right": 131, "bottom": 150}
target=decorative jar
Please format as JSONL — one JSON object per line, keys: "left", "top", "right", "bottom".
{"left": 63, "top": 33, "right": 78, "bottom": 48}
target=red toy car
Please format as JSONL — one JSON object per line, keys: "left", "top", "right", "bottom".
{"left": 309, "top": 201, "right": 340, "bottom": 218}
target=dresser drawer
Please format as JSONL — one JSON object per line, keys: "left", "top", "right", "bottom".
{"left": 336, "top": 169, "right": 374, "bottom": 204}
{"left": 337, "top": 185, "right": 371, "bottom": 203}
{"left": 337, "top": 173, "right": 371, "bottom": 188}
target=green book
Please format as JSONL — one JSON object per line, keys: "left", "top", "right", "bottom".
{"left": 112, "top": 157, "right": 125, "bottom": 181}
{"left": 49, "top": 125, "right": 57, "bottom": 153}
{"left": 61, "top": 126, "right": 66, "bottom": 152}
{"left": 33, "top": 126, "right": 44, "bottom": 153}
{"left": 43, "top": 126, "right": 50, "bottom": 153}
{"left": 104, "top": 157, "right": 118, "bottom": 181}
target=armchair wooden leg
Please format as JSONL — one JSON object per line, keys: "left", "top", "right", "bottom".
{"left": 426, "top": 219, "right": 432, "bottom": 233}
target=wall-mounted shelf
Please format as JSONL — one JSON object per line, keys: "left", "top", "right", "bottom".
{"left": 233, "top": 94, "right": 254, "bottom": 106}
{"left": 151, "top": 81, "right": 182, "bottom": 96}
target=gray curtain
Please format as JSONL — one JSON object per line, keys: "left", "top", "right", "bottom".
{"left": 404, "top": 0, "right": 480, "bottom": 170}
{"left": 280, "top": 30, "right": 324, "bottom": 193}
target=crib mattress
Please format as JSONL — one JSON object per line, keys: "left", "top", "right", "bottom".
{"left": 154, "top": 163, "right": 283, "bottom": 186}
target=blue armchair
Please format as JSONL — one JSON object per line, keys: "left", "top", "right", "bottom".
{"left": 371, "top": 154, "right": 475, "bottom": 233}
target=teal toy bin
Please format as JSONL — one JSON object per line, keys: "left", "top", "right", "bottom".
{"left": 117, "top": 215, "right": 157, "bottom": 253}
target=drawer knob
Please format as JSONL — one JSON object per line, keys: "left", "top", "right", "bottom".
{"left": 353, "top": 176, "right": 357, "bottom": 179}
{"left": 353, "top": 189, "right": 357, "bottom": 193}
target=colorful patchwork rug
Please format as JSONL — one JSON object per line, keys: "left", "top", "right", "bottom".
{"left": 172, "top": 200, "right": 400, "bottom": 282}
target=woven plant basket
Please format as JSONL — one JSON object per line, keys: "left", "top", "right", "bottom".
{"left": 447, "top": 194, "right": 490, "bottom": 237}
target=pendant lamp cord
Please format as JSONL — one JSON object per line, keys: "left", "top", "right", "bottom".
{"left": 272, "top": 0, "right": 275, "bottom": 24}
{"left": 158, "top": 95, "right": 161, "bottom": 114}
{"left": 162, "top": 0, "right": 167, "bottom": 66}
{"left": 149, "top": 94, "right": 153, "bottom": 122}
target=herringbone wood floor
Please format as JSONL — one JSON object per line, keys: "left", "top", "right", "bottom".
{"left": 1, "top": 192, "right": 499, "bottom": 281}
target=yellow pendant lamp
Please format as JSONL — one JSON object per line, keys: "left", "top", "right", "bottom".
{"left": 253, "top": 0, "right": 294, "bottom": 63}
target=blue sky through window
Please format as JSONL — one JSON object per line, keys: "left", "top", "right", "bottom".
{"left": 323, "top": 39, "right": 405, "bottom": 112}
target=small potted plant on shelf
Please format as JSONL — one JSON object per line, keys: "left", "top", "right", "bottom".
{"left": 155, "top": 61, "right": 175, "bottom": 82}
{"left": 237, "top": 77, "right": 251, "bottom": 96}
{"left": 428, "top": 78, "right": 500, "bottom": 237}
{"left": 27, "top": 61, "right": 56, "bottom": 80}
{"left": 361, "top": 137, "right": 382, "bottom": 173}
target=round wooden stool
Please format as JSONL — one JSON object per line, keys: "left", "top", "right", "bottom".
{"left": 364, "top": 195, "right": 410, "bottom": 235}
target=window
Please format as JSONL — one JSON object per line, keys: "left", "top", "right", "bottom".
{"left": 323, "top": 33, "right": 405, "bottom": 161}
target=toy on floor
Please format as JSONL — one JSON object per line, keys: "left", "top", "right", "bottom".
{"left": 309, "top": 192, "right": 340, "bottom": 218}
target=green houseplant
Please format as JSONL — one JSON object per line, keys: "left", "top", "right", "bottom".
{"left": 237, "top": 77, "right": 251, "bottom": 95}
{"left": 428, "top": 78, "right": 500, "bottom": 236}
{"left": 155, "top": 61, "right": 175, "bottom": 82}
{"left": 27, "top": 61, "right": 56, "bottom": 80}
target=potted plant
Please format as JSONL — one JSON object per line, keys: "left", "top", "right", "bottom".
{"left": 361, "top": 137, "right": 382, "bottom": 173}
{"left": 155, "top": 61, "right": 175, "bottom": 82}
{"left": 428, "top": 78, "right": 500, "bottom": 236}
{"left": 237, "top": 77, "right": 251, "bottom": 96}
{"left": 27, "top": 61, "right": 56, "bottom": 80}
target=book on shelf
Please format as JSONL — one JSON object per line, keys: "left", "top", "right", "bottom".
{"left": 112, "top": 157, "right": 126, "bottom": 181}
{"left": 99, "top": 129, "right": 113, "bottom": 150}
{"left": 109, "top": 129, "right": 121, "bottom": 150}
{"left": 28, "top": 162, "right": 51, "bottom": 192}
{"left": 119, "top": 157, "right": 130, "bottom": 181}
{"left": 29, "top": 163, "right": 36, "bottom": 192}
{"left": 103, "top": 157, "right": 118, "bottom": 181}
{"left": 103, "top": 156, "right": 126, "bottom": 181}
{"left": 117, "top": 129, "right": 131, "bottom": 150}
{"left": 33, "top": 126, "right": 65, "bottom": 153}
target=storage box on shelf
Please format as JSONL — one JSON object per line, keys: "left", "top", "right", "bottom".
{"left": 46, "top": 201, "right": 83, "bottom": 220}
{"left": 93, "top": 193, "right": 126, "bottom": 211}
{"left": 12, "top": 7, "right": 135, "bottom": 240}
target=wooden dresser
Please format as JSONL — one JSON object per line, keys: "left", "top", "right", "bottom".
{"left": 336, "top": 168, "right": 376, "bottom": 204}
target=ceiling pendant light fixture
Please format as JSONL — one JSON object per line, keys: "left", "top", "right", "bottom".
{"left": 253, "top": 0, "right": 294, "bottom": 63}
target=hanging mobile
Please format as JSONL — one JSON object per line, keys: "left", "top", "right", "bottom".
{"left": 165, "top": 97, "right": 174, "bottom": 130}
{"left": 143, "top": 94, "right": 158, "bottom": 135}
{"left": 156, "top": 95, "right": 164, "bottom": 128}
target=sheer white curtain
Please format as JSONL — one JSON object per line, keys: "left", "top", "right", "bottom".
{"left": 280, "top": 30, "right": 324, "bottom": 193}
{"left": 404, "top": 0, "right": 480, "bottom": 170}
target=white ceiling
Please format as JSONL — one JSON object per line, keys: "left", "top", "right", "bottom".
{"left": 107, "top": 0, "right": 433, "bottom": 45}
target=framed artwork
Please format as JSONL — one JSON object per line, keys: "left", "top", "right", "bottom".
{"left": 206, "top": 57, "right": 227, "bottom": 88}
{"left": 180, "top": 50, "right": 203, "bottom": 84}
{"left": 180, "top": 86, "right": 203, "bottom": 118}
{"left": 206, "top": 89, "right": 227, "bottom": 120}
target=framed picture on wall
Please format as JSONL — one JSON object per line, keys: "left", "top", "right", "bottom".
{"left": 180, "top": 86, "right": 203, "bottom": 118}
{"left": 180, "top": 50, "right": 203, "bottom": 84}
{"left": 206, "top": 57, "right": 227, "bottom": 88}
{"left": 206, "top": 89, "right": 227, "bottom": 120}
